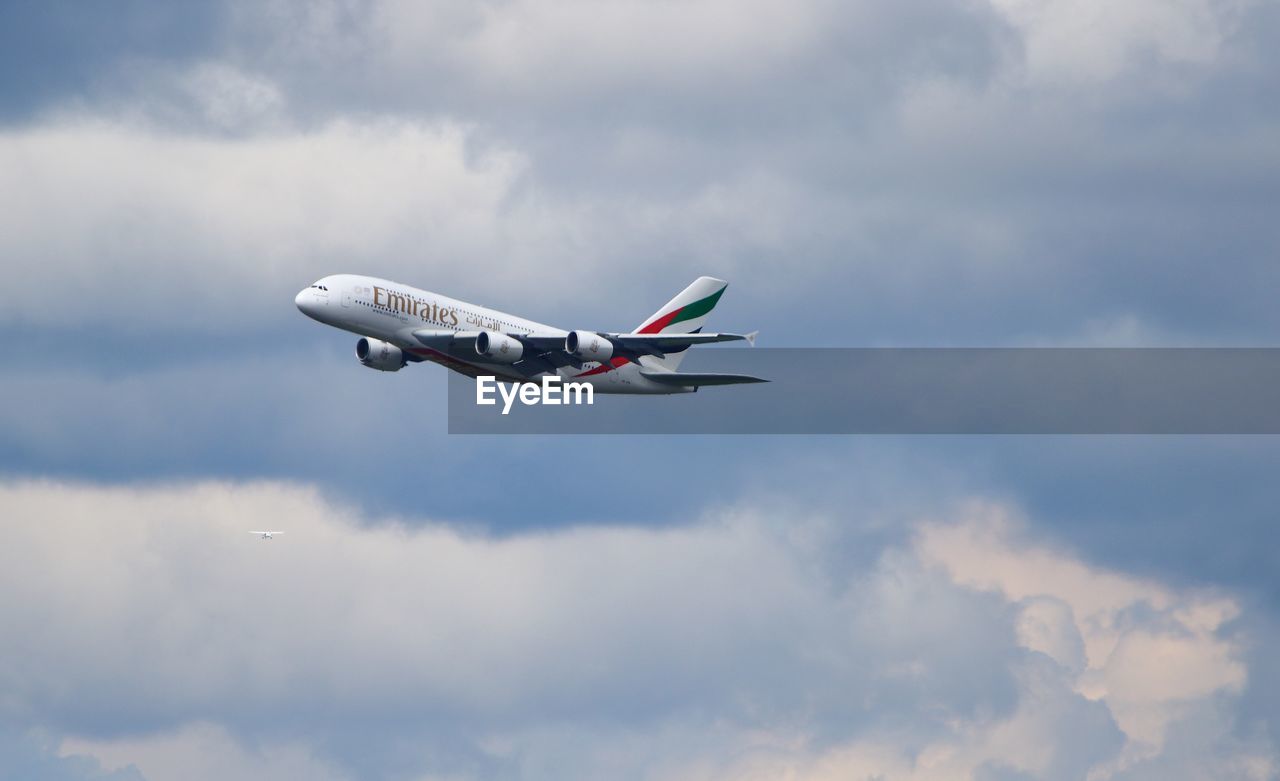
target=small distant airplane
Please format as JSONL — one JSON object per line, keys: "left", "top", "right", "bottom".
{"left": 295, "top": 274, "right": 766, "bottom": 393}
{"left": 250, "top": 531, "right": 284, "bottom": 540}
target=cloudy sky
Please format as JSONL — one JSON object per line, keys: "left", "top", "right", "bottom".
{"left": 2, "top": 0, "right": 1280, "bottom": 779}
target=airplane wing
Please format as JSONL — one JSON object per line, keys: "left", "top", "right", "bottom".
{"left": 409, "top": 329, "right": 759, "bottom": 375}
{"left": 639, "top": 369, "right": 768, "bottom": 387}
{"left": 248, "top": 531, "right": 283, "bottom": 534}
{"left": 409, "top": 330, "right": 578, "bottom": 378}
{"left": 413, "top": 330, "right": 563, "bottom": 355}
{"left": 511, "top": 331, "right": 758, "bottom": 368}
{"left": 412, "top": 330, "right": 469, "bottom": 351}
{"left": 414, "top": 329, "right": 756, "bottom": 355}
{"left": 509, "top": 334, "right": 566, "bottom": 352}
{"left": 511, "top": 331, "right": 757, "bottom": 360}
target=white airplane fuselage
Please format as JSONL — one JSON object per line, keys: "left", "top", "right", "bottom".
{"left": 296, "top": 274, "right": 694, "bottom": 394}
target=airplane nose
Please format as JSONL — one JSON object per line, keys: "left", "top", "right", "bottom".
{"left": 295, "top": 289, "right": 310, "bottom": 313}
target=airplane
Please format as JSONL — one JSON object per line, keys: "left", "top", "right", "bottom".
{"left": 250, "top": 531, "right": 284, "bottom": 539}
{"left": 294, "top": 274, "right": 766, "bottom": 394}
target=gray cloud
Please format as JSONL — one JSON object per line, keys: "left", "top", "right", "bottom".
{"left": 7, "top": 352, "right": 1280, "bottom": 603}
{"left": 2, "top": 0, "right": 1277, "bottom": 345}
{"left": 3, "top": 480, "right": 1270, "bottom": 780}
{"left": 0, "top": 729, "right": 144, "bottom": 781}
{"left": 0, "top": 0, "right": 224, "bottom": 122}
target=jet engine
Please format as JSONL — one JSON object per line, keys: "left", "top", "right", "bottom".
{"left": 566, "top": 330, "right": 614, "bottom": 362}
{"left": 475, "top": 331, "right": 524, "bottom": 363}
{"left": 356, "top": 337, "right": 405, "bottom": 371}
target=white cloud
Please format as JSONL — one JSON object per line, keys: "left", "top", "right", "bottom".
{"left": 0, "top": 119, "right": 524, "bottom": 329}
{"left": 180, "top": 63, "right": 287, "bottom": 131}
{"left": 987, "top": 0, "right": 1255, "bottom": 84}
{"left": 0, "top": 480, "right": 1269, "bottom": 780}
{"left": 0, "top": 117, "right": 832, "bottom": 333}
{"left": 917, "top": 501, "right": 1247, "bottom": 765}
{"left": 372, "top": 0, "right": 823, "bottom": 97}
{"left": 63, "top": 724, "right": 347, "bottom": 781}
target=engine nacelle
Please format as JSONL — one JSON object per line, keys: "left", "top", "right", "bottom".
{"left": 356, "top": 337, "right": 404, "bottom": 371}
{"left": 566, "top": 330, "right": 614, "bottom": 362}
{"left": 475, "top": 331, "right": 524, "bottom": 364}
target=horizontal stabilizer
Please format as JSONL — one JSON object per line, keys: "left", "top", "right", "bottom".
{"left": 639, "top": 370, "right": 769, "bottom": 387}
{"left": 605, "top": 332, "right": 756, "bottom": 359}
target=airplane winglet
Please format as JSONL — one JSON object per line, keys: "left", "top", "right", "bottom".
{"left": 745, "top": 331, "right": 758, "bottom": 347}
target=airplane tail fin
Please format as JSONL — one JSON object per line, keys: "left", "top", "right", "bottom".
{"left": 635, "top": 276, "right": 728, "bottom": 371}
